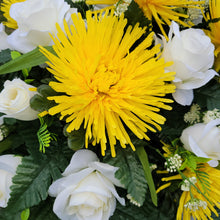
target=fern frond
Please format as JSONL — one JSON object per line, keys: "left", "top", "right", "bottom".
{"left": 37, "top": 117, "right": 57, "bottom": 153}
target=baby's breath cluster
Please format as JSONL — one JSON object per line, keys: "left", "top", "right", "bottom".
{"left": 150, "top": 164, "right": 157, "bottom": 171}
{"left": 0, "top": 124, "right": 9, "bottom": 141}
{"left": 126, "top": 194, "right": 141, "bottom": 207}
{"left": 186, "top": 0, "right": 209, "bottom": 24}
{"left": 184, "top": 198, "right": 207, "bottom": 211}
{"left": 202, "top": 108, "right": 220, "bottom": 124}
{"left": 184, "top": 104, "right": 201, "bottom": 124}
{"left": 181, "top": 177, "right": 197, "bottom": 191}
{"left": 165, "top": 154, "right": 182, "bottom": 172}
{"left": 114, "top": 0, "right": 131, "bottom": 16}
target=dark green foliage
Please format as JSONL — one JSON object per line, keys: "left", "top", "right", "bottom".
{"left": 104, "top": 147, "right": 148, "bottom": 206}
{"left": 0, "top": 49, "right": 12, "bottom": 64}
{"left": 194, "top": 81, "right": 220, "bottom": 110}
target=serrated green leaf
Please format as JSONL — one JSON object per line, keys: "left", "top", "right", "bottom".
{"left": 0, "top": 49, "right": 12, "bottom": 64}
{"left": 136, "top": 146, "right": 157, "bottom": 206}
{"left": 0, "top": 46, "right": 55, "bottom": 75}
{"left": 104, "top": 147, "right": 148, "bottom": 206}
{"left": 5, "top": 152, "right": 67, "bottom": 214}
{"left": 0, "top": 209, "right": 21, "bottom": 220}
{"left": 194, "top": 82, "right": 220, "bottom": 110}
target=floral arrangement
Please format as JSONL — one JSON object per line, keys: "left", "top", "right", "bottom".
{"left": 0, "top": 0, "right": 220, "bottom": 219}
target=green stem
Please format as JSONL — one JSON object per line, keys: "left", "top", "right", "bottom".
{"left": 136, "top": 146, "right": 157, "bottom": 206}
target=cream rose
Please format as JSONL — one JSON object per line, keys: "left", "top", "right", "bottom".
{"left": 0, "top": 154, "right": 22, "bottom": 207}
{"left": 7, "top": 0, "right": 77, "bottom": 53}
{"left": 161, "top": 21, "right": 218, "bottom": 106}
{"left": 0, "top": 78, "right": 38, "bottom": 124}
{"left": 180, "top": 119, "right": 220, "bottom": 167}
{"left": 48, "top": 150, "right": 125, "bottom": 220}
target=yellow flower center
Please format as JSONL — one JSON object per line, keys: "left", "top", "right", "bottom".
{"left": 90, "top": 64, "right": 120, "bottom": 94}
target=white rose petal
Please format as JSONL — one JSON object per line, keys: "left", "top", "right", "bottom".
{"left": 0, "top": 23, "right": 13, "bottom": 52}
{"left": 49, "top": 149, "right": 125, "bottom": 220}
{"left": 180, "top": 119, "right": 220, "bottom": 167}
{"left": 7, "top": 0, "right": 77, "bottom": 53}
{"left": 0, "top": 155, "right": 22, "bottom": 207}
{"left": 0, "top": 78, "right": 39, "bottom": 123}
{"left": 161, "top": 21, "right": 218, "bottom": 106}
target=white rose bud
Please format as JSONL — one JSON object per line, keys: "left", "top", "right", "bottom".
{"left": 161, "top": 21, "right": 218, "bottom": 106}
{"left": 7, "top": 0, "right": 77, "bottom": 53}
{"left": 49, "top": 149, "right": 125, "bottom": 220}
{"left": 0, "top": 78, "right": 38, "bottom": 124}
{"left": 180, "top": 119, "right": 220, "bottom": 167}
{"left": 0, "top": 154, "right": 22, "bottom": 207}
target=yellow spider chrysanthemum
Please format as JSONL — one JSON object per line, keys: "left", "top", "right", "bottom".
{"left": 40, "top": 11, "right": 176, "bottom": 157}
{"left": 86, "top": 0, "right": 204, "bottom": 40}
{"left": 1, "top": 0, "right": 25, "bottom": 29}
{"left": 205, "top": 0, "right": 220, "bottom": 72}
{"left": 133, "top": 0, "right": 204, "bottom": 39}
{"left": 158, "top": 163, "right": 220, "bottom": 220}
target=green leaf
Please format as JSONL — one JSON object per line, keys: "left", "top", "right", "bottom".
{"left": 11, "top": 51, "right": 22, "bottom": 60}
{"left": 5, "top": 149, "right": 68, "bottom": 214}
{"left": 110, "top": 191, "right": 177, "bottom": 220}
{"left": 110, "top": 201, "right": 149, "bottom": 220}
{"left": 104, "top": 147, "right": 148, "bottom": 206}
{"left": 37, "top": 84, "right": 58, "bottom": 97}
{"left": 136, "top": 146, "right": 157, "bottom": 206}
{"left": 30, "top": 85, "right": 57, "bottom": 113}
{"left": 30, "top": 94, "right": 55, "bottom": 113}
{"left": 21, "top": 209, "right": 30, "bottom": 220}
{"left": 29, "top": 198, "right": 59, "bottom": 220}
{"left": 0, "top": 209, "right": 21, "bottom": 220}
{"left": 63, "top": 125, "right": 85, "bottom": 151}
{"left": 0, "top": 49, "right": 12, "bottom": 64}
{"left": 0, "top": 46, "right": 55, "bottom": 75}
{"left": 194, "top": 82, "right": 220, "bottom": 110}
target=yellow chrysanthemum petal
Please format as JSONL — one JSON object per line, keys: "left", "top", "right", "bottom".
{"left": 1, "top": 0, "right": 25, "bottom": 29}
{"left": 205, "top": 0, "right": 220, "bottom": 72}
{"left": 86, "top": 0, "right": 204, "bottom": 40}
{"left": 160, "top": 163, "right": 220, "bottom": 220}
{"left": 40, "top": 11, "right": 175, "bottom": 157}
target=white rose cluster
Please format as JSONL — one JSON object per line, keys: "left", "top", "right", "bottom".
{"left": 3, "top": 0, "right": 77, "bottom": 53}
{"left": 0, "top": 78, "right": 38, "bottom": 124}
{"left": 48, "top": 150, "right": 125, "bottom": 220}
{"left": 161, "top": 22, "right": 218, "bottom": 106}
{"left": 180, "top": 119, "right": 220, "bottom": 167}
{"left": 0, "top": 155, "right": 22, "bottom": 208}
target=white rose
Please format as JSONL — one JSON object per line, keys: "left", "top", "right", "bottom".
{"left": 7, "top": 0, "right": 77, "bottom": 53}
{"left": 161, "top": 21, "right": 218, "bottom": 106}
{"left": 0, "top": 154, "right": 22, "bottom": 207}
{"left": 0, "top": 78, "right": 39, "bottom": 124}
{"left": 180, "top": 119, "right": 220, "bottom": 167}
{"left": 49, "top": 149, "right": 125, "bottom": 220}
{"left": 0, "top": 23, "right": 13, "bottom": 52}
